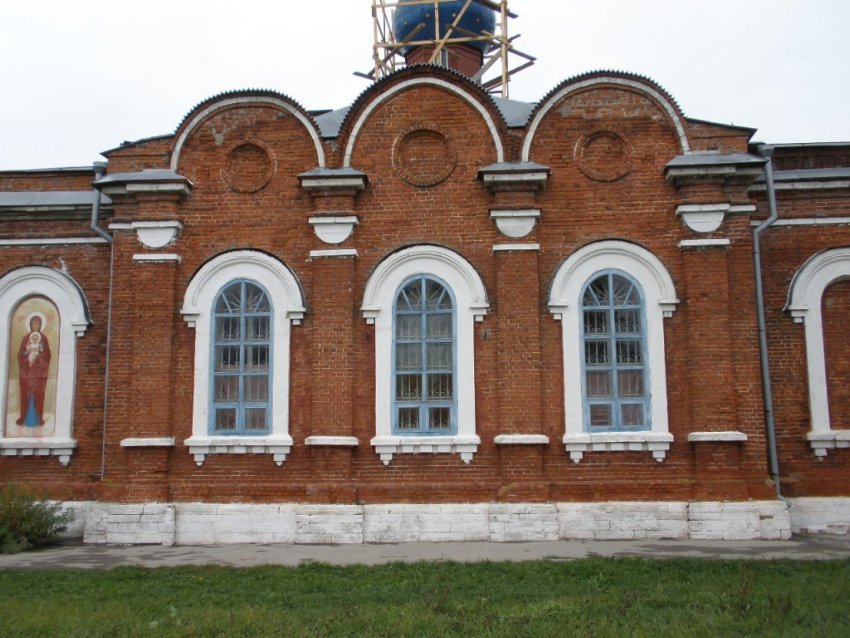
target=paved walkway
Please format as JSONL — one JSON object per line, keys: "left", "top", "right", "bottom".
{"left": 1, "top": 535, "right": 849, "bottom": 570}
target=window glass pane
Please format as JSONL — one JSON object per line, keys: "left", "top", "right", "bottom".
{"left": 621, "top": 404, "right": 644, "bottom": 427}
{"left": 616, "top": 340, "right": 642, "bottom": 365}
{"left": 615, "top": 309, "right": 640, "bottom": 334}
{"left": 584, "top": 341, "right": 609, "bottom": 366}
{"left": 244, "top": 284, "right": 270, "bottom": 312}
{"left": 426, "top": 280, "right": 450, "bottom": 310}
{"left": 589, "top": 404, "right": 612, "bottom": 427}
{"left": 244, "top": 408, "right": 267, "bottom": 431}
{"left": 427, "top": 373, "right": 453, "bottom": 400}
{"left": 583, "top": 310, "right": 609, "bottom": 336}
{"left": 618, "top": 370, "right": 644, "bottom": 397}
{"left": 612, "top": 274, "right": 638, "bottom": 305}
{"left": 216, "top": 317, "right": 240, "bottom": 342}
{"left": 396, "top": 344, "right": 422, "bottom": 370}
{"left": 215, "top": 408, "right": 237, "bottom": 431}
{"left": 396, "top": 374, "right": 422, "bottom": 401}
{"left": 586, "top": 371, "right": 611, "bottom": 397}
{"left": 429, "top": 407, "right": 451, "bottom": 430}
{"left": 216, "top": 284, "right": 242, "bottom": 314}
{"left": 244, "top": 375, "right": 269, "bottom": 402}
{"left": 244, "top": 345, "right": 269, "bottom": 371}
{"left": 214, "top": 376, "right": 239, "bottom": 402}
{"left": 426, "top": 314, "right": 452, "bottom": 338}
{"left": 402, "top": 280, "right": 423, "bottom": 309}
{"left": 215, "top": 346, "right": 240, "bottom": 371}
{"left": 396, "top": 314, "right": 421, "bottom": 339}
{"left": 398, "top": 407, "right": 419, "bottom": 430}
{"left": 246, "top": 317, "right": 269, "bottom": 342}
{"left": 426, "top": 343, "right": 452, "bottom": 369}
{"left": 583, "top": 276, "right": 609, "bottom": 306}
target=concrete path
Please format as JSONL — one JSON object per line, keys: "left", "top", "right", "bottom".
{"left": 1, "top": 535, "right": 849, "bottom": 570}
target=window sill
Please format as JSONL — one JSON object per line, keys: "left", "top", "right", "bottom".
{"left": 688, "top": 431, "right": 747, "bottom": 443}
{"left": 0, "top": 438, "right": 77, "bottom": 466}
{"left": 563, "top": 432, "right": 673, "bottom": 463}
{"left": 807, "top": 430, "right": 850, "bottom": 457}
{"left": 370, "top": 435, "right": 481, "bottom": 465}
{"left": 184, "top": 435, "right": 294, "bottom": 467}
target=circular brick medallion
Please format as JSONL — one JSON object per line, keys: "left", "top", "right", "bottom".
{"left": 575, "top": 130, "right": 632, "bottom": 182}
{"left": 221, "top": 141, "right": 277, "bottom": 193}
{"left": 393, "top": 127, "right": 457, "bottom": 188}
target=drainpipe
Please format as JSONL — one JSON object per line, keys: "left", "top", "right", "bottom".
{"left": 90, "top": 162, "right": 114, "bottom": 479}
{"left": 752, "top": 144, "right": 785, "bottom": 501}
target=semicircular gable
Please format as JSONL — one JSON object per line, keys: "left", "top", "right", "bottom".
{"left": 339, "top": 65, "right": 507, "bottom": 167}
{"left": 522, "top": 71, "right": 690, "bottom": 161}
{"left": 170, "top": 90, "right": 326, "bottom": 170}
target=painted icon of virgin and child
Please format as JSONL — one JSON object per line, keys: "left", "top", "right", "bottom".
{"left": 16, "top": 314, "right": 51, "bottom": 427}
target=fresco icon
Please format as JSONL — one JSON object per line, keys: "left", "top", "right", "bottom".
{"left": 5, "top": 296, "right": 59, "bottom": 437}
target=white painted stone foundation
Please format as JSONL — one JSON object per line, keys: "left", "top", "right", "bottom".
{"left": 53, "top": 500, "right": 825, "bottom": 545}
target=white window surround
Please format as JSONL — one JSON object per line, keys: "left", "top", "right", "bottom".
{"left": 362, "top": 245, "right": 489, "bottom": 465}
{"left": 0, "top": 266, "right": 91, "bottom": 466}
{"left": 548, "top": 240, "right": 679, "bottom": 462}
{"left": 787, "top": 247, "right": 850, "bottom": 456}
{"left": 180, "top": 250, "right": 305, "bottom": 466}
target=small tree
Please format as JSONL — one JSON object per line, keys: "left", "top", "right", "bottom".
{"left": 0, "top": 482, "right": 73, "bottom": 553}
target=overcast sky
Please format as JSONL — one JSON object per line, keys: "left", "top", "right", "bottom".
{"left": 2, "top": 0, "right": 849, "bottom": 171}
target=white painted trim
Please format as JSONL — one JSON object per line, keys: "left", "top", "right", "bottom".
{"left": 133, "top": 254, "right": 182, "bottom": 263}
{"left": 750, "top": 180, "right": 850, "bottom": 192}
{"left": 110, "top": 221, "right": 183, "bottom": 249}
{"left": 493, "top": 243, "right": 540, "bottom": 252}
{"left": 490, "top": 209, "right": 540, "bottom": 239}
{"left": 344, "top": 78, "right": 504, "bottom": 166}
{"left": 523, "top": 76, "right": 690, "bottom": 161}
{"left": 676, "top": 203, "right": 729, "bottom": 233}
{"left": 362, "top": 246, "right": 488, "bottom": 464}
{"left": 0, "top": 237, "right": 109, "bottom": 246}
{"left": 787, "top": 248, "right": 850, "bottom": 452}
{"left": 304, "top": 436, "right": 359, "bottom": 447}
{"left": 0, "top": 439, "right": 77, "bottom": 466}
{"left": 300, "top": 177, "right": 366, "bottom": 190}
{"left": 309, "top": 249, "right": 358, "bottom": 258}
{"left": 0, "top": 267, "right": 91, "bottom": 455}
{"left": 549, "top": 241, "right": 678, "bottom": 460}
{"left": 120, "top": 437, "right": 176, "bottom": 448}
{"left": 171, "top": 96, "right": 326, "bottom": 170}
{"left": 729, "top": 205, "right": 757, "bottom": 214}
{"left": 184, "top": 435, "right": 294, "bottom": 467}
{"left": 308, "top": 216, "right": 359, "bottom": 245}
{"left": 494, "top": 434, "right": 549, "bottom": 445}
{"left": 678, "top": 238, "right": 731, "bottom": 249}
{"left": 751, "top": 216, "right": 850, "bottom": 227}
{"left": 688, "top": 431, "right": 748, "bottom": 443}
{"left": 180, "top": 251, "right": 305, "bottom": 459}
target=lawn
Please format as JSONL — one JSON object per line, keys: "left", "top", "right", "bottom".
{"left": 1, "top": 558, "right": 848, "bottom": 637}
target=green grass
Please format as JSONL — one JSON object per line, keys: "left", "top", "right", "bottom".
{"left": 0, "top": 559, "right": 848, "bottom": 636}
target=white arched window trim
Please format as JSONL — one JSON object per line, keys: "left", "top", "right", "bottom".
{"left": 549, "top": 241, "right": 679, "bottom": 463}
{"left": 362, "top": 245, "right": 489, "bottom": 465}
{"left": 0, "top": 266, "right": 91, "bottom": 466}
{"left": 787, "top": 248, "right": 850, "bottom": 456}
{"left": 181, "top": 250, "right": 305, "bottom": 466}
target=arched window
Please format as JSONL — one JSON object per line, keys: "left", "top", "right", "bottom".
{"left": 549, "top": 241, "right": 678, "bottom": 463}
{"left": 210, "top": 281, "right": 272, "bottom": 435}
{"left": 393, "top": 276, "right": 456, "bottom": 435}
{"left": 581, "top": 271, "right": 649, "bottom": 431}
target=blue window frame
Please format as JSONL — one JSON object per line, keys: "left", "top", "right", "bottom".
{"left": 210, "top": 280, "right": 272, "bottom": 434}
{"left": 581, "top": 270, "right": 649, "bottom": 431}
{"left": 392, "top": 276, "right": 456, "bottom": 434}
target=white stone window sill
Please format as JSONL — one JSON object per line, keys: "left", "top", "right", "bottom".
{"left": 688, "top": 431, "right": 748, "bottom": 443}
{"left": 305, "top": 436, "right": 359, "bottom": 447}
{"left": 371, "top": 435, "right": 481, "bottom": 465}
{"left": 807, "top": 430, "right": 850, "bottom": 457}
{"left": 0, "top": 438, "right": 77, "bottom": 466}
{"left": 121, "top": 437, "right": 176, "bottom": 448}
{"left": 184, "top": 435, "right": 294, "bottom": 467}
{"left": 494, "top": 434, "right": 550, "bottom": 445}
{"left": 563, "top": 432, "right": 673, "bottom": 463}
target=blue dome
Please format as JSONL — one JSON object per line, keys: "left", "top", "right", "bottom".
{"left": 394, "top": 1, "right": 496, "bottom": 54}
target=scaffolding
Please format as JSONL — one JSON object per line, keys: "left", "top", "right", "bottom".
{"left": 357, "top": 0, "right": 534, "bottom": 98}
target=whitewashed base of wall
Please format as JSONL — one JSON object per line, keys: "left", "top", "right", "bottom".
{"left": 51, "top": 499, "right": 850, "bottom": 545}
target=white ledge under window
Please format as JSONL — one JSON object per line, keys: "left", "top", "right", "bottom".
{"left": 120, "top": 437, "right": 176, "bottom": 448}
{"left": 184, "top": 435, "right": 294, "bottom": 467}
{"left": 305, "top": 436, "right": 359, "bottom": 447}
{"left": 563, "top": 432, "right": 674, "bottom": 464}
{"left": 494, "top": 434, "right": 550, "bottom": 445}
{"left": 0, "top": 438, "right": 77, "bottom": 466}
{"left": 371, "top": 435, "right": 480, "bottom": 466}
{"left": 807, "top": 430, "right": 850, "bottom": 457}
{"left": 688, "top": 431, "right": 747, "bottom": 443}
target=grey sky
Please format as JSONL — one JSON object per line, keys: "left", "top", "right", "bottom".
{"left": 2, "top": 0, "right": 848, "bottom": 171}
